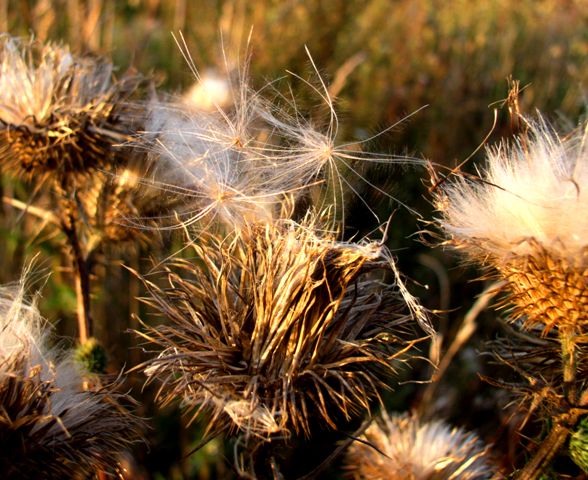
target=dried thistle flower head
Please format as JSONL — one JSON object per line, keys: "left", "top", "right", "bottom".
{"left": 345, "top": 411, "right": 494, "bottom": 480}
{"left": 0, "top": 279, "right": 143, "bottom": 478}
{"left": 71, "top": 152, "right": 186, "bottom": 253}
{"left": 0, "top": 35, "right": 142, "bottom": 181}
{"left": 436, "top": 117, "right": 588, "bottom": 333}
{"left": 137, "top": 215, "right": 424, "bottom": 441}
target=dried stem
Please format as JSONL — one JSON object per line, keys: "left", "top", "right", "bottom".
{"left": 62, "top": 217, "right": 92, "bottom": 344}
{"left": 57, "top": 178, "right": 92, "bottom": 344}
{"left": 516, "top": 408, "right": 584, "bottom": 480}
{"left": 559, "top": 326, "right": 577, "bottom": 404}
{"left": 419, "top": 281, "right": 503, "bottom": 411}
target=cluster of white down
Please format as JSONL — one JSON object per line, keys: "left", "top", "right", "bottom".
{"left": 439, "top": 117, "right": 588, "bottom": 260}
{"left": 348, "top": 411, "right": 493, "bottom": 479}
{"left": 145, "top": 53, "right": 419, "bottom": 231}
{"left": 0, "top": 282, "right": 105, "bottom": 438}
{"left": 0, "top": 36, "right": 114, "bottom": 126}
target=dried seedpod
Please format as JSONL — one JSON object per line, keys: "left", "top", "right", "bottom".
{"left": 0, "top": 279, "right": 144, "bottom": 478}
{"left": 434, "top": 115, "right": 588, "bottom": 475}
{"left": 72, "top": 153, "right": 186, "bottom": 253}
{"left": 434, "top": 117, "right": 588, "bottom": 336}
{"left": 345, "top": 411, "right": 495, "bottom": 480}
{"left": 136, "top": 215, "right": 426, "bottom": 443}
{"left": 0, "top": 35, "right": 143, "bottom": 183}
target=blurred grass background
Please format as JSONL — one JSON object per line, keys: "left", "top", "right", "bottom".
{"left": 0, "top": 1, "right": 587, "bottom": 478}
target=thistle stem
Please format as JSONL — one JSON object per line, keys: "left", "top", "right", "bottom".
{"left": 516, "top": 408, "right": 584, "bottom": 480}
{"left": 515, "top": 420, "right": 570, "bottom": 480}
{"left": 56, "top": 178, "right": 92, "bottom": 345}
{"left": 559, "top": 326, "right": 577, "bottom": 404}
{"left": 516, "top": 327, "right": 580, "bottom": 480}
{"left": 63, "top": 219, "right": 92, "bottom": 344}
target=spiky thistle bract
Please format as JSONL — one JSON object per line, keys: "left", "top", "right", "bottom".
{"left": 0, "top": 280, "right": 144, "bottom": 478}
{"left": 345, "top": 411, "right": 495, "bottom": 480}
{"left": 0, "top": 35, "right": 143, "bottom": 182}
{"left": 435, "top": 116, "right": 588, "bottom": 335}
{"left": 136, "top": 214, "right": 424, "bottom": 443}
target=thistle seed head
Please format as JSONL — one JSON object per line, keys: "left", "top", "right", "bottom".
{"left": 436, "top": 116, "right": 588, "bottom": 333}
{"left": 72, "top": 154, "right": 184, "bottom": 252}
{"left": 137, "top": 217, "right": 423, "bottom": 441}
{"left": 0, "top": 280, "right": 144, "bottom": 478}
{"left": 0, "top": 35, "right": 143, "bottom": 182}
{"left": 345, "top": 411, "right": 495, "bottom": 480}
{"left": 142, "top": 47, "right": 423, "bottom": 232}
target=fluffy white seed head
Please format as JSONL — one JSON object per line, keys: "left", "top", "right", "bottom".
{"left": 438, "top": 117, "right": 588, "bottom": 262}
{"left": 0, "top": 35, "right": 113, "bottom": 126}
{"left": 0, "top": 279, "right": 144, "bottom": 477}
{"left": 143, "top": 46, "right": 423, "bottom": 232}
{"left": 346, "top": 411, "right": 494, "bottom": 480}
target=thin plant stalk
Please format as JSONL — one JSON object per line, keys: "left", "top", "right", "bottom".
{"left": 516, "top": 408, "right": 585, "bottom": 480}
{"left": 516, "top": 331, "right": 583, "bottom": 480}
{"left": 64, "top": 221, "right": 92, "bottom": 344}
{"left": 57, "top": 184, "right": 92, "bottom": 344}
{"left": 559, "top": 326, "right": 577, "bottom": 404}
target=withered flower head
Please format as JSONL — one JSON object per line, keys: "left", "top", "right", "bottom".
{"left": 137, "top": 215, "right": 424, "bottom": 441}
{"left": 345, "top": 411, "right": 494, "bottom": 480}
{"left": 0, "top": 35, "right": 142, "bottom": 181}
{"left": 72, "top": 152, "right": 185, "bottom": 252}
{"left": 0, "top": 280, "right": 143, "bottom": 478}
{"left": 435, "top": 117, "right": 588, "bottom": 334}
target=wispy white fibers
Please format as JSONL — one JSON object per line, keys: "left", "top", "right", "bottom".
{"left": 0, "top": 276, "right": 143, "bottom": 477}
{"left": 142, "top": 45, "right": 424, "bottom": 232}
{"left": 345, "top": 411, "right": 494, "bottom": 479}
{"left": 438, "top": 116, "right": 588, "bottom": 262}
{"left": 0, "top": 35, "right": 114, "bottom": 127}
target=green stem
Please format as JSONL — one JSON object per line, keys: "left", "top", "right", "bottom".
{"left": 516, "top": 327, "right": 580, "bottom": 479}
{"left": 560, "top": 326, "right": 577, "bottom": 404}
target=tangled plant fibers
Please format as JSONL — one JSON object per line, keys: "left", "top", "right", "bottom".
{"left": 0, "top": 279, "right": 143, "bottom": 478}
{"left": 136, "top": 215, "right": 425, "bottom": 442}
{"left": 345, "top": 411, "right": 494, "bottom": 480}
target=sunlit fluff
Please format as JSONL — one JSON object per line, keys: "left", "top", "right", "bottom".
{"left": 183, "top": 69, "right": 232, "bottom": 112}
{"left": 0, "top": 35, "right": 142, "bottom": 179}
{"left": 437, "top": 117, "right": 588, "bottom": 261}
{"left": 0, "top": 280, "right": 143, "bottom": 478}
{"left": 345, "top": 411, "right": 494, "bottom": 480}
{"left": 436, "top": 117, "right": 588, "bottom": 332}
{"left": 143, "top": 46, "right": 422, "bottom": 231}
{"left": 145, "top": 103, "right": 278, "bottom": 229}
{"left": 137, "top": 215, "right": 423, "bottom": 441}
